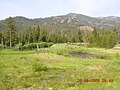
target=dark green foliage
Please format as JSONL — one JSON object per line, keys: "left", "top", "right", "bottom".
{"left": 0, "top": 16, "right": 119, "bottom": 49}
{"left": 6, "top": 17, "right": 15, "bottom": 30}
{"left": 4, "top": 17, "right": 17, "bottom": 47}
{"left": 0, "top": 44, "right": 3, "bottom": 49}
{"left": 22, "top": 42, "right": 54, "bottom": 50}
{"left": 89, "top": 28, "right": 100, "bottom": 47}
{"left": 89, "top": 29, "right": 117, "bottom": 49}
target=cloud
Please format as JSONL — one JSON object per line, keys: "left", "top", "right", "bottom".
{"left": 0, "top": 1, "right": 30, "bottom": 19}
{"left": 0, "top": 0, "right": 120, "bottom": 19}
{"left": 74, "top": 0, "right": 120, "bottom": 16}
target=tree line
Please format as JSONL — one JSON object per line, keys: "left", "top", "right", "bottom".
{"left": 0, "top": 17, "right": 120, "bottom": 49}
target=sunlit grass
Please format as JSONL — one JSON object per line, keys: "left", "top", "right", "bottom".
{"left": 0, "top": 44, "right": 120, "bottom": 90}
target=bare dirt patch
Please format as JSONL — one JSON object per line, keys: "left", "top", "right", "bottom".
{"left": 69, "top": 51, "right": 105, "bottom": 59}
{"left": 32, "top": 53, "right": 65, "bottom": 60}
{"left": 87, "top": 65, "right": 103, "bottom": 70}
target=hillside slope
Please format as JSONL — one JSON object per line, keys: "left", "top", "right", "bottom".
{"left": 0, "top": 13, "right": 120, "bottom": 31}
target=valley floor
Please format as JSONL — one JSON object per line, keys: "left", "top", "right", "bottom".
{"left": 0, "top": 44, "right": 120, "bottom": 90}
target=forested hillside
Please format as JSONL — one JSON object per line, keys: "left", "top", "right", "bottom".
{"left": 1, "top": 13, "right": 120, "bottom": 31}
{"left": 0, "top": 13, "right": 120, "bottom": 49}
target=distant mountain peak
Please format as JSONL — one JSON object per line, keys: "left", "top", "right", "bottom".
{"left": 66, "top": 13, "right": 88, "bottom": 17}
{"left": 1, "top": 13, "right": 120, "bottom": 31}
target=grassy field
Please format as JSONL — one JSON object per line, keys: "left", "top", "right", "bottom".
{"left": 0, "top": 43, "right": 120, "bottom": 90}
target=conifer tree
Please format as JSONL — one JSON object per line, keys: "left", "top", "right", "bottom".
{"left": 6, "top": 17, "right": 16, "bottom": 47}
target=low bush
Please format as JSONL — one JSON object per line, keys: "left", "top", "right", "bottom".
{"left": 15, "top": 43, "right": 23, "bottom": 50}
{"left": 20, "top": 42, "right": 54, "bottom": 50}
{"left": 32, "top": 62, "right": 48, "bottom": 72}
{"left": 0, "top": 44, "right": 3, "bottom": 49}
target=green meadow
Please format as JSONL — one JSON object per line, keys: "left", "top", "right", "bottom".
{"left": 0, "top": 44, "right": 120, "bottom": 90}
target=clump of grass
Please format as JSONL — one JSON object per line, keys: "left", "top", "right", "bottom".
{"left": 114, "top": 53, "right": 120, "bottom": 59}
{"left": 32, "top": 62, "right": 48, "bottom": 72}
{"left": 0, "top": 44, "right": 3, "bottom": 50}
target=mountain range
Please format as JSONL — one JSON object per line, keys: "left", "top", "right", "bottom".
{"left": 0, "top": 13, "right": 120, "bottom": 31}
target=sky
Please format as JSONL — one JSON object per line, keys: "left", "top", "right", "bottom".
{"left": 0, "top": 0, "right": 120, "bottom": 20}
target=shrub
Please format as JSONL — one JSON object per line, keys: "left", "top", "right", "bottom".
{"left": 0, "top": 44, "right": 3, "bottom": 49}
{"left": 15, "top": 43, "right": 23, "bottom": 50}
{"left": 38, "top": 42, "right": 54, "bottom": 48}
{"left": 20, "top": 42, "right": 54, "bottom": 50}
{"left": 32, "top": 62, "right": 48, "bottom": 72}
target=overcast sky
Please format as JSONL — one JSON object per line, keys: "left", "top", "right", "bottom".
{"left": 0, "top": 0, "right": 120, "bottom": 20}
